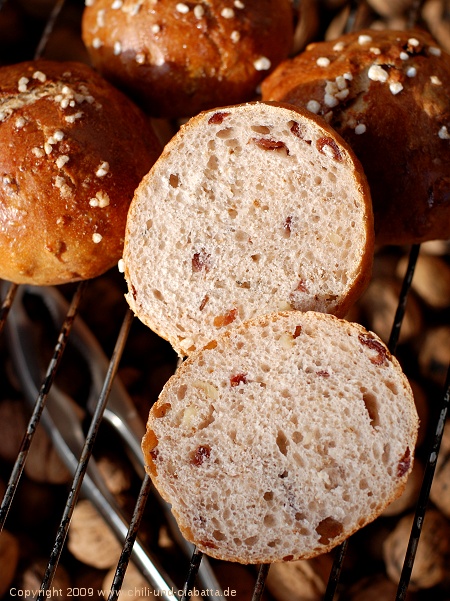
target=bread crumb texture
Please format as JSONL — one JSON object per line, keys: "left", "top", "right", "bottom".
{"left": 261, "top": 28, "right": 450, "bottom": 245}
{"left": 124, "top": 102, "right": 373, "bottom": 356}
{"left": 143, "top": 311, "right": 419, "bottom": 563}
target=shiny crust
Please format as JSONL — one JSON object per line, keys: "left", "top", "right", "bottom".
{"left": 81, "top": 0, "right": 295, "bottom": 118}
{"left": 0, "top": 60, "right": 161, "bottom": 286}
{"left": 261, "top": 28, "right": 450, "bottom": 245}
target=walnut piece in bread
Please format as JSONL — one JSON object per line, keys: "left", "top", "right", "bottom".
{"left": 0, "top": 60, "right": 162, "bottom": 286}
{"left": 261, "top": 28, "right": 450, "bottom": 245}
{"left": 142, "top": 310, "right": 419, "bottom": 563}
{"left": 123, "top": 101, "right": 374, "bottom": 356}
{"left": 81, "top": 0, "right": 295, "bottom": 119}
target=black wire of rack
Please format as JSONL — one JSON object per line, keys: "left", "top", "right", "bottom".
{"left": 0, "top": 1, "right": 449, "bottom": 601}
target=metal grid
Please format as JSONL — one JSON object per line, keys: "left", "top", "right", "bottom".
{"left": 0, "top": 1, "right": 449, "bottom": 600}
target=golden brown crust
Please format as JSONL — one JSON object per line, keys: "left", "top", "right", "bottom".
{"left": 81, "top": 0, "right": 295, "bottom": 119}
{"left": 261, "top": 28, "right": 450, "bottom": 245}
{"left": 0, "top": 60, "right": 162, "bottom": 286}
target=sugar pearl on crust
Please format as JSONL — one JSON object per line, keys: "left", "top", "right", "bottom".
{"left": 429, "top": 47, "right": 442, "bottom": 56}
{"left": 193, "top": 5, "right": 204, "bottom": 18}
{"left": 358, "top": 34, "right": 372, "bottom": 44}
{"left": 430, "top": 76, "right": 442, "bottom": 85}
{"left": 33, "top": 71, "right": 46, "bottom": 82}
{"left": 92, "top": 233, "right": 103, "bottom": 243}
{"left": 355, "top": 123, "right": 366, "bottom": 134}
{"left": 438, "top": 126, "right": 450, "bottom": 140}
{"left": 317, "top": 57, "right": 330, "bottom": 67}
{"left": 96, "top": 161, "right": 110, "bottom": 177}
{"left": 221, "top": 8, "right": 235, "bottom": 18}
{"left": 306, "top": 100, "right": 320, "bottom": 113}
{"left": 118, "top": 258, "right": 125, "bottom": 273}
{"left": 176, "top": 3, "right": 189, "bottom": 13}
{"left": 390, "top": 82, "right": 403, "bottom": 95}
{"left": 368, "top": 64, "right": 388, "bottom": 82}
{"left": 254, "top": 57, "right": 271, "bottom": 71}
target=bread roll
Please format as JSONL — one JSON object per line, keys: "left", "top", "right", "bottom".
{"left": 81, "top": 0, "right": 295, "bottom": 118}
{"left": 142, "top": 310, "right": 419, "bottom": 563}
{"left": 0, "top": 59, "right": 161, "bottom": 286}
{"left": 261, "top": 28, "right": 450, "bottom": 245}
{"left": 123, "top": 101, "right": 374, "bottom": 357}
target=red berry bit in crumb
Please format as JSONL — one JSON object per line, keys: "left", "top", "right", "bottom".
{"left": 283, "top": 216, "right": 293, "bottom": 237}
{"left": 290, "top": 121, "right": 312, "bottom": 144}
{"left": 397, "top": 447, "right": 411, "bottom": 477}
{"left": 358, "top": 334, "right": 389, "bottom": 366}
{"left": 230, "top": 373, "right": 248, "bottom": 387}
{"left": 293, "top": 325, "right": 302, "bottom": 338}
{"left": 213, "top": 308, "right": 238, "bottom": 328}
{"left": 191, "top": 445, "right": 211, "bottom": 466}
{"left": 316, "top": 137, "right": 343, "bottom": 162}
{"left": 192, "top": 248, "right": 211, "bottom": 273}
{"left": 199, "top": 295, "right": 209, "bottom": 311}
{"left": 199, "top": 539, "right": 218, "bottom": 549}
{"left": 208, "top": 111, "right": 230, "bottom": 124}
{"left": 252, "top": 138, "right": 289, "bottom": 154}
{"left": 316, "top": 370, "right": 330, "bottom": 377}
{"left": 153, "top": 402, "right": 171, "bottom": 418}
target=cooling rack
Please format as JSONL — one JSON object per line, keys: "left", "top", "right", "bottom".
{"left": 0, "top": 1, "right": 449, "bottom": 601}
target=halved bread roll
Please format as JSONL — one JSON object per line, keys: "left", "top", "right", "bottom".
{"left": 142, "top": 310, "right": 419, "bottom": 564}
{"left": 123, "top": 101, "right": 374, "bottom": 356}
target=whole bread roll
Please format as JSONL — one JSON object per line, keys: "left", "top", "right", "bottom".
{"left": 142, "top": 310, "right": 419, "bottom": 563}
{"left": 0, "top": 59, "right": 162, "bottom": 286}
{"left": 261, "top": 28, "right": 450, "bottom": 245}
{"left": 81, "top": 0, "right": 295, "bottom": 118}
{"left": 123, "top": 101, "right": 374, "bottom": 357}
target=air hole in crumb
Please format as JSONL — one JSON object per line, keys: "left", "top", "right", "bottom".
{"left": 267, "top": 540, "right": 279, "bottom": 548}
{"left": 292, "top": 431, "right": 303, "bottom": 444}
{"left": 177, "top": 385, "right": 187, "bottom": 400}
{"left": 213, "top": 530, "right": 225, "bottom": 541}
{"left": 216, "top": 128, "right": 234, "bottom": 139}
{"left": 295, "top": 512, "right": 306, "bottom": 521}
{"left": 251, "top": 254, "right": 261, "bottom": 262}
{"left": 384, "top": 380, "right": 398, "bottom": 395}
{"left": 235, "top": 230, "right": 249, "bottom": 242}
{"left": 207, "top": 155, "right": 219, "bottom": 170}
{"left": 263, "top": 491, "right": 274, "bottom": 501}
{"left": 146, "top": 219, "right": 153, "bottom": 229}
{"left": 153, "top": 289, "right": 164, "bottom": 301}
{"left": 382, "top": 443, "right": 391, "bottom": 465}
{"left": 276, "top": 431, "right": 289, "bottom": 456}
{"left": 278, "top": 470, "right": 288, "bottom": 479}
{"left": 314, "top": 176, "right": 322, "bottom": 185}
{"left": 363, "top": 393, "right": 379, "bottom": 428}
{"left": 228, "top": 208, "right": 238, "bottom": 219}
{"left": 264, "top": 514, "right": 276, "bottom": 527}
{"left": 315, "top": 517, "right": 344, "bottom": 545}
{"left": 169, "top": 173, "right": 179, "bottom": 187}
{"left": 244, "top": 536, "right": 259, "bottom": 546}
{"left": 251, "top": 125, "right": 271, "bottom": 134}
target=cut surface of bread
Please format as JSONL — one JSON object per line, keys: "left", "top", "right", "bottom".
{"left": 261, "top": 29, "right": 450, "bottom": 245}
{"left": 142, "top": 311, "right": 419, "bottom": 564}
{"left": 123, "top": 101, "right": 374, "bottom": 356}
